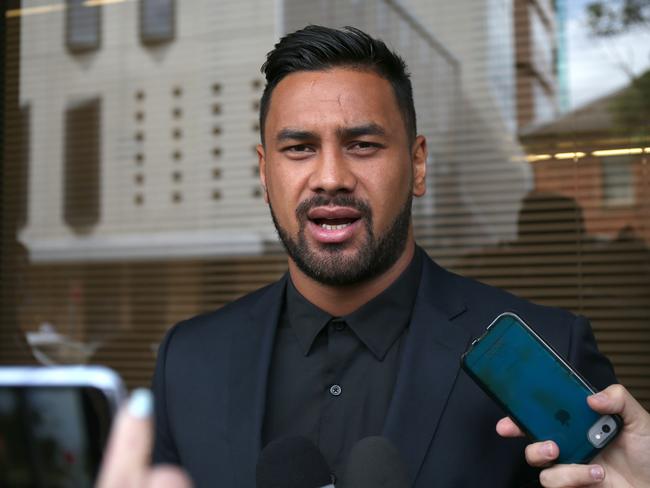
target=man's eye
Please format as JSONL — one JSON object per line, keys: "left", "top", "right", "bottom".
{"left": 282, "top": 145, "right": 315, "bottom": 159}
{"left": 287, "top": 145, "right": 312, "bottom": 153}
{"left": 349, "top": 141, "right": 381, "bottom": 152}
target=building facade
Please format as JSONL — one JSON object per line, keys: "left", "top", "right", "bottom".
{"left": 9, "top": 0, "right": 617, "bottom": 394}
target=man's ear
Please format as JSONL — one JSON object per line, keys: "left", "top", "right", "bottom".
{"left": 256, "top": 143, "right": 269, "bottom": 203}
{"left": 411, "top": 135, "right": 427, "bottom": 197}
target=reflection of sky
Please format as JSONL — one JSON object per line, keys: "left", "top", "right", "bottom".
{"left": 29, "top": 390, "right": 84, "bottom": 450}
{"left": 566, "top": 0, "right": 650, "bottom": 109}
{"left": 0, "top": 390, "right": 16, "bottom": 413}
{"left": 0, "top": 389, "right": 94, "bottom": 486}
{"left": 28, "top": 389, "right": 91, "bottom": 485}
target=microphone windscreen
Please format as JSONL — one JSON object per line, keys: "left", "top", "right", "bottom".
{"left": 339, "top": 436, "right": 410, "bottom": 488}
{"left": 256, "top": 436, "right": 333, "bottom": 488}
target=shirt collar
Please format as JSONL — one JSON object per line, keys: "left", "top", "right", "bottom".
{"left": 285, "top": 279, "right": 332, "bottom": 356}
{"left": 285, "top": 247, "right": 423, "bottom": 360}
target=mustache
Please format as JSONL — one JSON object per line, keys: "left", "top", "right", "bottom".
{"left": 295, "top": 195, "right": 372, "bottom": 220}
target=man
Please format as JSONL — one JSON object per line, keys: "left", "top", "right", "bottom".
{"left": 152, "top": 25, "right": 617, "bottom": 487}
{"left": 102, "top": 385, "right": 650, "bottom": 488}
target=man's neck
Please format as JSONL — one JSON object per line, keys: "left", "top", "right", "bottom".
{"left": 287, "top": 240, "right": 417, "bottom": 316}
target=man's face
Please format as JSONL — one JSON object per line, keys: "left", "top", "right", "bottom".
{"left": 258, "top": 68, "right": 426, "bottom": 286}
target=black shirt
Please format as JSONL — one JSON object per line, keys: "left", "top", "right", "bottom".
{"left": 262, "top": 248, "right": 423, "bottom": 477}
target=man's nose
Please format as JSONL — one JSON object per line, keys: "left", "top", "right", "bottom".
{"left": 308, "top": 150, "right": 357, "bottom": 194}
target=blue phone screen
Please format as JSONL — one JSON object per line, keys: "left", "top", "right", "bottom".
{"left": 464, "top": 314, "right": 601, "bottom": 463}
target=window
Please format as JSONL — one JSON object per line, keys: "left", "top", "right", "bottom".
{"left": 3, "top": 0, "right": 649, "bottom": 408}
{"left": 602, "top": 155, "right": 634, "bottom": 206}
{"left": 16, "top": 106, "right": 30, "bottom": 229}
{"left": 66, "top": 0, "right": 101, "bottom": 52}
{"left": 140, "top": 0, "right": 175, "bottom": 45}
{"left": 64, "top": 98, "right": 101, "bottom": 232}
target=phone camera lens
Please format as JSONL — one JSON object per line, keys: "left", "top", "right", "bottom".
{"left": 602, "top": 424, "right": 611, "bottom": 433}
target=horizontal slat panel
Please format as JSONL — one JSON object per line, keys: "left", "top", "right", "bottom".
{"left": 2, "top": 0, "right": 649, "bottom": 412}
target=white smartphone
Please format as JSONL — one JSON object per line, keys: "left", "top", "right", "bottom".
{"left": 0, "top": 365, "right": 127, "bottom": 487}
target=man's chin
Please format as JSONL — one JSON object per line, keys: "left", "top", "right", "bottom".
{"left": 310, "top": 240, "right": 360, "bottom": 255}
{"left": 290, "top": 246, "right": 377, "bottom": 286}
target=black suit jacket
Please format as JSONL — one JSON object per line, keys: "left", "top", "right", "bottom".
{"left": 152, "top": 252, "right": 616, "bottom": 487}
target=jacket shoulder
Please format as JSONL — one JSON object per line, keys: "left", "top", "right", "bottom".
{"left": 427, "top": 258, "right": 616, "bottom": 387}
{"left": 423, "top": 254, "right": 577, "bottom": 335}
{"left": 457, "top": 269, "right": 575, "bottom": 323}
{"left": 161, "top": 276, "right": 286, "bottom": 348}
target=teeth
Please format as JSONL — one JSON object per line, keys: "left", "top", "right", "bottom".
{"left": 321, "top": 223, "right": 350, "bottom": 230}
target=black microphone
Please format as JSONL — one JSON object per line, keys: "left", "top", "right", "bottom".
{"left": 256, "top": 436, "right": 335, "bottom": 488}
{"left": 338, "top": 436, "right": 410, "bottom": 488}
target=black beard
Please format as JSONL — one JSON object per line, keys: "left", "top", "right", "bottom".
{"left": 269, "top": 193, "right": 413, "bottom": 286}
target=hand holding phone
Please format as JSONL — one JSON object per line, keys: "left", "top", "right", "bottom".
{"left": 498, "top": 384, "right": 650, "bottom": 487}
{"left": 0, "top": 366, "right": 192, "bottom": 488}
{"left": 0, "top": 366, "right": 126, "bottom": 487}
{"left": 96, "top": 389, "right": 192, "bottom": 488}
{"left": 462, "top": 312, "right": 621, "bottom": 464}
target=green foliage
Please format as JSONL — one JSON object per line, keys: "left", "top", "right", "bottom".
{"left": 610, "top": 69, "right": 650, "bottom": 135}
{"left": 586, "top": 0, "right": 650, "bottom": 37}
{"left": 585, "top": 1, "right": 650, "bottom": 135}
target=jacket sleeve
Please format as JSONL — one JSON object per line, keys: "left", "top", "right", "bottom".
{"left": 568, "top": 315, "right": 618, "bottom": 392}
{"left": 152, "top": 324, "right": 181, "bottom": 465}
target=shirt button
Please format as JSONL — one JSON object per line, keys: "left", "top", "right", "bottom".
{"left": 333, "top": 321, "right": 346, "bottom": 331}
{"left": 329, "top": 384, "right": 342, "bottom": 396}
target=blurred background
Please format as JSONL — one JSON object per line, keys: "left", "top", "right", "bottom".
{"left": 1, "top": 0, "right": 648, "bottom": 408}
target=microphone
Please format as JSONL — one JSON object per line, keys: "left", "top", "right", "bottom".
{"left": 256, "top": 436, "right": 335, "bottom": 488}
{"left": 338, "top": 436, "right": 410, "bottom": 488}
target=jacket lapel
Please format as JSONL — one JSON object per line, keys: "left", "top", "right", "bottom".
{"left": 383, "top": 253, "right": 472, "bottom": 483}
{"left": 228, "top": 275, "right": 287, "bottom": 488}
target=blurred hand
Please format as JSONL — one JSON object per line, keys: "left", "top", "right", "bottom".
{"left": 96, "top": 389, "right": 192, "bottom": 488}
{"left": 497, "top": 384, "right": 650, "bottom": 487}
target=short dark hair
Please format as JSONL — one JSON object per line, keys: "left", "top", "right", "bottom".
{"left": 259, "top": 25, "right": 416, "bottom": 145}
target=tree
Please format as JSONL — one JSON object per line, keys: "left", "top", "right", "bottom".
{"left": 586, "top": 1, "right": 650, "bottom": 135}
{"left": 586, "top": 0, "right": 650, "bottom": 37}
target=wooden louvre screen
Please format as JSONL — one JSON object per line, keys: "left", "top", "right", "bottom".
{"left": 1, "top": 0, "right": 649, "bottom": 412}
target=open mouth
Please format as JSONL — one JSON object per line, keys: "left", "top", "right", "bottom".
{"left": 311, "top": 217, "right": 359, "bottom": 230}
{"left": 305, "top": 206, "right": 364, "bottom": 243}
{"left": 307, "top": 206, "right": 363, "bottom": 229}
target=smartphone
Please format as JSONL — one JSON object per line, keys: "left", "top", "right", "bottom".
{"left": 0, "top": 365, "right": 127, "bottom": 488}
{"left": 461, "top": 312, "right": 620, "bottom": 464}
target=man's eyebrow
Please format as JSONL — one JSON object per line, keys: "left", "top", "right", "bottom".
{"left": 274, "top": 124, "right": 387, "bottom": 144}
{"left": 275, "top": 128, "right": 318, "bottom": 143}
{"left": 337, "top": 123, "right": 386, "bottom": 139}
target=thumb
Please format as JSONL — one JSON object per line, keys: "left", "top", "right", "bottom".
{"left": 588, "top": 384, "right": 650, "bottom": 431}
{"left": 96, "top": 389, "right": 153, "bottom": 488}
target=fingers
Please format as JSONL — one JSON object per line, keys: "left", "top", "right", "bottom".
{"left": 496, "top": 417, "right": 525, "bottom": 437}
{"left": 147, "top": 466, "right": 193, "bottom": 488}
{"left": 589, "top": 384, "right": 650, "bottom": 430}
{"left": 538, "top": 464, "right": 605, "bottom": 487}
{"left": 97, "top": 389, "right": 193, "bottom": 488}
{"left": 524, "top": 440, "right": 559, "bottom": 467}
{"left": 96, "top": 389, "right": 154, "bottom": 488}
{"left": 496, "top": 418, "right": 561, "bottom": 468}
